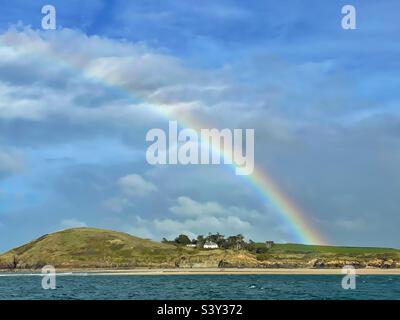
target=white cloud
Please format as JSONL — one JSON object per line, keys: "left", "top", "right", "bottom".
{"left": 118, "top": 174, "right": 158, "bottom": 197}
{"left": 153, "top": 214, "right": 252, "bottom": 240}
{"left": 102, "top": 174, "right": 158, "bottom": 213}
{"left": 169, "top": 196, "right": 226, "bottom": 217}
{"left": 0, "top": 26, "right": 251, "bottom": 132}
{"left": 119, "top": 196, "right": 264, "bottom": 241}
{"left": 169, "top": 196, "right": 261, "bottom": 219}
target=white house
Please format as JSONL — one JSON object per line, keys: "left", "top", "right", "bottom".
{"left": 186, "top": 244, "right": 197, "bottom": 248}
{"left": 203, "top": 241, "right": 218, "bottom": 249}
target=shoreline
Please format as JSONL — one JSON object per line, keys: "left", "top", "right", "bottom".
{"left": 1, "top": 268, "right": 400, "bottom": 275}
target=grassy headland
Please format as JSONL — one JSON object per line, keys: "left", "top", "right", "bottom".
{"left": 0, "top": 228, "right": 399, "bottom": 270}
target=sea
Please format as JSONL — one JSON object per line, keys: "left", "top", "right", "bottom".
{"left": 0, "top": 274, "right": 399, "bottom": 300}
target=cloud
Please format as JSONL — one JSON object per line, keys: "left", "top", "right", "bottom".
{"left": 0, "top": 25, "right": 384, "bottom": 154}
{"left": 0, "top": 27, "right": 246, "bottom": 152}
{"left": 169, "top": 196, "right": 261, "bottom": 219}
{"left": 154, "top": 215, "right": 252, "bottom": 240}
{"left": 153, "top": 196, "right": 264, "bottom": 239}
{"left": 118, "top": 174, "right": 157, "bottom": 197}
{"left": 169, "top": 196, "right": 226, "bottom": 217}
{"left": 116, "top": 196, "right": 270, "bottom": 241}
{"left": 102, "top": 173, "right": 158, "bottom": 212}
{"left": 101, "top": 173, "right": 159, "bottom": 213}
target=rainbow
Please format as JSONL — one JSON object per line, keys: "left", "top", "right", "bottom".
{"left": 157, "top": 108, "right": 326, "bottom": 245}
{"left": 244, "top": 168, "right": 325, "bottom": 244}
{"left": 1, "top": 31, "right": 327, "bottom": 245}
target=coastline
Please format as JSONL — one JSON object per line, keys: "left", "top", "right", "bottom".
{"left": 2, "top": 268, "right": 400, "bottom": 275}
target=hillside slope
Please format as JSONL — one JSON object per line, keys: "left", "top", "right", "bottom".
{"left": 0, "top": 228, "right": 178, "bottom": 269}
{"left": 0, "top": 228, "right": 399, "bottom": 270}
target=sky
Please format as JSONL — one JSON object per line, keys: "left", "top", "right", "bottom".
{"left": 0, "top": 0, "right": 400, "bottom": 251}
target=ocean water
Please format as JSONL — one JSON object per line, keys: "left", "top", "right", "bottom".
{"left": 0, "top": 274, "right": 399, "bottom": 300}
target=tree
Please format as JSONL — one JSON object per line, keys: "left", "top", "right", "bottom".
{"left": 225, "top": 236, "right": 237, "bottom": 249}
{"left": 247, "top": 239, "right": 256, "bottom": 251}
{"left": 225, "top": 234, "right": 246, "bottom": 250}
{"left": 206, "top": 232, "right": 226, "bottom": 247}
{"left": 196, "top": 235, "right": 205, "bottom": 248}
{"left": 174, "top": 234, "right": 191, "bottom": 245}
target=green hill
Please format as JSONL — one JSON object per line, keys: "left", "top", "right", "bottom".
{"left": 0, "top": 228, "right": 178, "bottom": 269}
{"left": 0, "top": 228, "right": 399, "bottom": 270}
